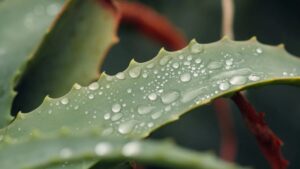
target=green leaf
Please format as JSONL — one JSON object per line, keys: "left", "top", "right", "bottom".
{"left": 13, "top": 0, "right": 119, "bottom": 113}
{"left": 0, "top": 0, "right": 65, "bottom": 127}
{"left": 0, "top": 134, "right": 246, "bottom": 169}
{"left": 3, "top": 38, "right": 300, "bottom": 140}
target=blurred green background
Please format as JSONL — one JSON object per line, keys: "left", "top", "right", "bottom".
{"left": 101, "top": 0, "right": 300, "bottom": 168}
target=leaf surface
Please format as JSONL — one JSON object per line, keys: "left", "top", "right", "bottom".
{"left": 0, "top": 134, "right": 246, "bottom": 169}
{"left": 0, "top": 0, "right": 65, "bottom": 127}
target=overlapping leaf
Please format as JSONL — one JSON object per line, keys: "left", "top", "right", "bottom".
{"left": 13, "top": 0, "right": 120, "bottom": 113}
{"left": 0, "top": 0, "right": 65, "bottom": 127}
{"left": 0, "top": 134, "right": 246, "bottom": 169}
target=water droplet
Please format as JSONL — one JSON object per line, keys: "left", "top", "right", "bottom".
{"left": 61, "top": 98, "right": 69, "bottom": 105}
{"left": 161, "top": 91, "right": 179, "bottom": 104}
{"left": 190, "top": 43, "right": 203, "bottom": 54}
{"left": 95, "top": 142, "right": 112, "bottom": 156}
{"left": 147, "top": 122, "right": 154, "bottom": 127}
{"left": 207, "top": 61, "right": 222, "bottom": 69}
{"left": 187, "top": 55, "right": 193, "bottom": 61}
{"left": 112, "top": 103, "right": 121, "bottom": 113}
{"left": 147, "top": 93, "right": 157, "bottom": 101}
{"left": 229, "top": 75, "right": 247, "bottom": 85}
{"left": 195, "top": 58, "right": 202, "bottom": 64}
{"left": 118, "top": 120, "right": 136, "bottom": 134}
{"left": 74, "top": 105, "right": 79, "bottom": 110}
{"left": 256, "top": 48, "right": 263, "bottom": 54}
{"left": 172, "top": 62, "right": 180, "bottom": 69}
{"left": 60, "top": 148, "right": 72, "bottom": 159}
{"left": 129, "top": 67, "right": 141, "bottom": 78}
{"left": 116, "top": 72, "right": 125, "bottom": 79}
{"left": 151, "top": 111, "right": 162, "bottom": 120}
{"left": 181, "top": 87, "right": 205, "bottom": 103}
{"left": 225, "top": 59, "right": 233, "bottom": 66}
{"left": 104, "top": 113, "right": 111, "bottom": 120}
{"left": 111, "top": 113, "right": 123, "bottom": 121}
{"left": 248, "top": 74, "right": 260, "bottom": 81}
{"left": 122, "top": 141, "right": 141, "bottom": 157}
{"left": 138, "top": 105, "right": 155, "bottom": 114}
{"left": 74, "top": 84, "right": 81, "bottom": 89}
{"left": 219, "top": 82, "right": 230, "bottom": 91}
{"left": 127, "top": 88, "right": 132, "bottom": 93}
{"left": 88, "top": 94, "right": 94, "bottom": 99}
{"left": 180, "top": 73, "right": 191, "bottom": 82}
{"left": 159, "top": 55, "right": 171, "bottom": 65}
{"left": 88, "top": 82, "right": 99, "bottom": 90}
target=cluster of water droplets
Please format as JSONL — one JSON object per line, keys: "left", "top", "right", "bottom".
{"left": 30, "top": 42, "right": 300, "bottom": 140}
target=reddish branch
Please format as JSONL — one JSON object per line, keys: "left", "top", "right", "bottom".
{"left": 116, "top": 1, "right": 187, "bottom": 50}
{"left": 214, "top": 98, "right": 237, "bottom": 161}
{"left": 232, "top": 92, "right": 288, "bottom": 169}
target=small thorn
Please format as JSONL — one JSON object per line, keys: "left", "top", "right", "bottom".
{"left": 250, "top": 36, "right": 257, "bottom": 41}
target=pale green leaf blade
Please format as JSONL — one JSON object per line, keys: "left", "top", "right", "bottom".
{"left": 2, "top": 38, "right": 300, "bottom": 141}
{"left": 0, "top": 134, "right": 247, "bottom": 169}
{"left": 0, "top": 0, "right": 65, "bottom": 127}
{"left": 13, "top": 0, "right": 120, "bottom": 113}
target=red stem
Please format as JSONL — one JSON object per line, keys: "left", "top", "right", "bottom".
{"left": 232, "top": 92, "right": 288, "bottom": 169}
{"left": 116, "top": 1, "right": 187, "bottom": 50}
{"left": 214, "top": 98, "right": 237, "bottom": 161}
{"left": 130, "top": 161, "right": 145, "bottom": 169}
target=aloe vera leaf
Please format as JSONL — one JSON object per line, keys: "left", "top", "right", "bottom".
{"left": 13, "top": 0, "right": 120, "bottom": 113}
{"left": 0, "top": 0, "right": 65, "bottom": 127}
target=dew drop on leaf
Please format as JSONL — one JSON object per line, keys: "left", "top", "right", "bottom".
{"left": 118, "top": 120, "right": 136, "bottom": 134}
{"left": 147, "top": 93, "right": 157, "bottom": 101}
{"left": 172, "top": 62, "right": 180, "bottom": 69}
{"left": 219, "top": 82, "right": 230, "bottom": 91}
{"left": 151, "top": 111, "right": 162, "bottom": 120}
{"left": 256, "top": 48, "right": 263, "bottom": 54}
{"left": 112, "top": 103, "right": 121, "bottom": 113}
{"left": 60, "top": 98, "right": 69, "bottom": 105}
{"left": 248, "top": 74, "right": 261, "bottom": 81}
{"left": 161, "top": 91, "right": 180, "bottom": 104}
{"left": 129, "top": 67, "right": 141, "bottom": 78}
{"left": 195, "top": 58, "right": 202, "bottom": 64}
{"left": 116, "top": 72, "right": 125, "bottom": 80}
{"left": 138, "top": 105, "right": 155, "bottom": 115}
{"left": 88, "top": 82, "right": 99, "bottom": 90}
{"left": 111, "top": 113, "right": 123, "bottom": 121}
{"left": 95, "top": 142, "right": 112, "bottom": 156}
{"left": 104, "top": 113, "right": 111, "bottom": 120}
{"left": 180, "top": 73, "right": 191, "bottom": 82}
{"left": 229, "top": 75, "right": 247, "bottom": 85}
{"left": 122, "top": 141, "right": 141, "bottom": 157}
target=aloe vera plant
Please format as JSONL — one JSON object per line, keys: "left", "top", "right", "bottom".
{"left": 0, "top": 0, "right": 299, "bottom": 169}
